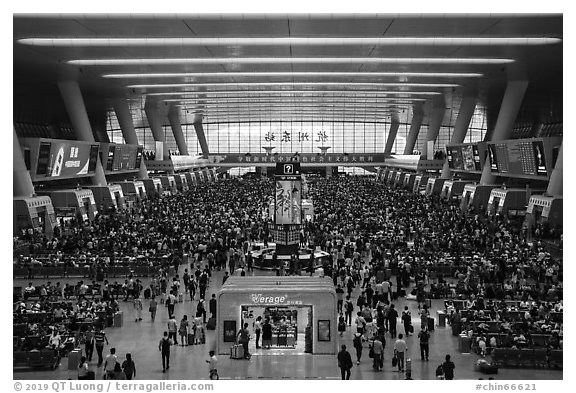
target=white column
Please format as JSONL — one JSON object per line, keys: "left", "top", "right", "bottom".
{"left": 384, "top": 114, "right": 400, "bottom": 154}
{"left": 424, "top": 95, "right": 447, "bottom": 159}
{"left": 113, "top": 98, "right": 149, "bottom": 179}
{"left": 403, "top": 103, "right": 424, "bottom": 155}
{"left": 13, "top": 128, "right": 35, "bottom": 197}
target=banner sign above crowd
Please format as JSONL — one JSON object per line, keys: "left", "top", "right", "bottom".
{"left": 207, "top": 153, "right": 387, "bottom": 166}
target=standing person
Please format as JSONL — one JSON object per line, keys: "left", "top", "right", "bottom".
{"left": 196, "top": 299, "right": 207, "bottom": 324}
{"left": 388, "top": 304, "right": 398, "bottom": 338}
{"left": 209, "top": 294, "right": 217, "bottom": 319}
{"left": 402, "top": 306, "right": 412, "bottom": 336}
{"left": 337, "top": 344, "right": 353, "bottom": 380}
{"left": 338, "top": 312, "right": 347, "bottom": 337}
{"left": 442, "top": 354, "right": 456, "bottom": 380}
{"left": 121, "top": 353, "right": 136, "bottom": 380}
{"left": 237, "top": 323, "right": 251, "bottom": 359}
{"left": 372, "top": 336, "right": 384, "bottom": 371}
{"left": 179, "top": 315, "right": 189, "bottom": 346}
{"left": 189, "top": 277, "right": 197, "bottom": 300}
{"left": 166, "top": 291, "right": 176, "bottom": 319}
{"left": 418, "top": 327, "right": 430, "bottom": 361}
{"left": 206, "top": 350, "right": 219, "bottom": 380}
{"left": 149, "top": 296, "right": 158, "bottom": 322}
{"left": 262, "top": 318, "right": 273, "bottom": 349}
{"left": 94, "top": 326, "right": 109, "bottom": 367}
{"left": 336, "top": 284, "right": 345, "bottom": 313}
{"left": 103, "top": 347, "right": 118, "bottom": 380}
{"left": 394, "top": 334, "right": 407, "bottom": 373}
{"left": 344, "top": 296, "right": 354, "bottom": 326}
{"left": 84, "top": 326, "right": 95, "bottom": 362}
{"left": 167, "top": 316, "right": 178, "bottom": 345}
{"left": 158, "top": 332, "right": 173, "bottom": 373}
{"left": 254, "top": 316, "right": 262, "bottom": 349}
{"left": 133, "top": 296, "right": 143, "bottom": 322}
{"left": 352, "top": 332, "right": 363, "bottom": 365}
{"left": 78, "top": 356, "right": 91, "bottom": 380}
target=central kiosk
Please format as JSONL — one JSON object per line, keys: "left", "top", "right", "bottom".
{"left": 216, "top": 277, "right": 337, "bottom": 355}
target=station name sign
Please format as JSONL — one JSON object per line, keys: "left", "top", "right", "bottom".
{"left": 250, "top": 293, "right": 303, "bottom": 306}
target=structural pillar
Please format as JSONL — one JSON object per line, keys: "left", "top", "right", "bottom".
{"left": 546, "top": 142, "right": 563, "bottom": 196}
{"left": 113, "top": 98, "right": 149, "bottom": 179}
{"left": 480, "top": 80, "right": 529, "bottom": 184}
{"left": 403, "top": 102, "right": 424, "bottom": 155}
{"left": 424, "top": 95, "right": 447, "bottom": 160}
{"left": 193, "top": 121, "right": 210, "bottom": 156}
{"left": 57, "top": 80, "right": 107, "bottom": 186}
{"left": 145, "top": 99, "right": 170, "bottom": 160}
{"left": 384, "top": 114, "right": 400, "bottom": 154}
{"left": 168, "top": 105, "right": 189, "bottom": 155}
{"left": 13, "top": 128, "right": 35, "bottom": 197}
{"left": 441, "top": 94, "right": 478, "bottom": 178}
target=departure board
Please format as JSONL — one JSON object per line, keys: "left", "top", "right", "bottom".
{"left": 446, "top": 143, "right": 483, "bottom": 171}
{"left": 487, "top": 138, "right": 551, "bottom": 178}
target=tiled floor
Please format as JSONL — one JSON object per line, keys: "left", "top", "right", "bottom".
{"left": 14, "top": 266, "right": 563, "bottom": 380}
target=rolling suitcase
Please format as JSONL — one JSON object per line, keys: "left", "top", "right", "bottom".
{"left": 230, "top": 344, "right": 244, "bottom": 359}
{"left": 114, "top": 311, "right": 123, "bottom": 327}
{"left": 188, "top": 333, "right": 195, "bottom": 345}
{"left": 178, "top": 293, "right": 183, "bottom": 303}
{"left": 427, "top": 317, "right": 435, "bottom": 331}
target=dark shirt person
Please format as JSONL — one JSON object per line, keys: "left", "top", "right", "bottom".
{"left": 337, "top": 344, "right": 353, "bottom": 380}
{"left": 442, "top": 354, "right": 456, "bottom": 380}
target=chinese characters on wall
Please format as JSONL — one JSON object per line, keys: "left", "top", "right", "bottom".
{"left": 264, "top": 130, "right": 329, "bottom": 144}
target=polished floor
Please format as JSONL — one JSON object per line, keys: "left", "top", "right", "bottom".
{"left": 14, "top": 265, "right": 563, "bottom": 380}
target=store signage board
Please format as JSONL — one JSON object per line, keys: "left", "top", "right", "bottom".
{"left": 250, "top": 293, "right": 303, "bottom": 306}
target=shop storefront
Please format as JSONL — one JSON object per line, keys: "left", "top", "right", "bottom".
{"left": 216, "top": 277, "right": 337, "bottom": 355}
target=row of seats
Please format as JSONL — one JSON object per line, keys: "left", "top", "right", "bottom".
{"left": 13, "top": 265, "right": 164, "bottom": 279}
{"left": 492, "top": 348, "right": 563, "bottom": 369}
{"left": 13, "top": 350, "right": 59, "bottom": 370}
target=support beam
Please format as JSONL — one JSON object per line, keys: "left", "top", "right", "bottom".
{"left": 546, "top": 142, "right": 563, "bottom": 196}
{"left": 193, "top": 121, "right": 210, "bottom": 156}
{"left": 113, "top": 98, "right": 148, "bottom": 179}
{"left": 424, "top": 95, "right": 447, "bottom": 160}
{"left": 480, "top": 80, "right": 529, "bottom": 185}
{"left": 57, "top": 80, "right": 107, "bottom": 186}
{"left": 384, "top": 114, "right": 400, "bottom": 154}
{"left": 441, "top": 94, "right": 478, "bottom": 178}
{"left": 144, "top": 99, "right": 169, "bottom": 160}
{"left": 13, "top": 128, "right": 35, "bottom": 197}
{"left": 168, "top": 105, "right": 189, "bottom": 155}
{"left": 403, "top": 103, "right": 424, "bottom": 155}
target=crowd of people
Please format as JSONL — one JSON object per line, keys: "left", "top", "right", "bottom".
{"left": 13, "top": 175, "right": 562, "bottom": 379}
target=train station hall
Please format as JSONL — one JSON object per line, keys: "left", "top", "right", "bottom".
{"left": 12, "top": 11, "right": 565, "bottom": 382}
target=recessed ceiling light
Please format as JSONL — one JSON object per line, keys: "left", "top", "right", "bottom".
{"left": 69, "top": 57, "right": 514, "bottom": 65}
{"left": 18, "top": 37, "right": 561, "bottom": 46}
{"left": 104, "top": 71, "right": 482, "bottom": 78}
{"left": 128, "top": 82, "right": 458, "bottom": 89}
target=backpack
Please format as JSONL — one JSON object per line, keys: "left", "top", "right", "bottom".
{"left": 435, "top": 365, "right": 444, "bottom": 376}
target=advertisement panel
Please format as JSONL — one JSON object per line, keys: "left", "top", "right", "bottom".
{"left": 275, "top": 180, "right": 302, "bottom": 225}
{"left": 37, "top": 141, "right": 100, "bottom": 179}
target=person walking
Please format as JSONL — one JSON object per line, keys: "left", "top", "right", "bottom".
{"left": 103, "top": 347, "right": 118, "bottom": 380}
{"left": 418, "top": 327, "right": 430, "bottom": 361}
{"left": 442, "top": 354, "right": 456, "bottom": 380}
{"left": 206, "top": 350, "right": 218, "bottom": 380}
{"left": 78, "top": 356, "right": 92, "bottom": 380}
{"left": 237, "top": 323, "right": 251, "bottom": 359}
{"left": 149, "top": 296, "right": 158, "bottom": 322}
{"left": 337, "top": 344, "right": 353, "bottom": 380}
{"left": 352, "top": 332, "right": 363, "bottom": 364}
{"left": 167, "top": 316, "right": 178, "bottom": 345}
{"left": 393, "top": 334, "right": 407, "bottom": 373}
{"left": 166, "top": 290, "right": 176, "bottom": 319}
{"left": 209, "top": 294, "right": 217, "bottom": 319}
{"left": 372, "top": 336, "right": 384, "bottom": 371}
{"left": 134, "top": 296, "right": 143, "bottom": 322}
{"left": 336, "top": 284, "right": 345, "bottom": 313}
{"left": 158, "top": 332, "right": 173, "bottom": 373}
{"left": 94, "top": 326, "right": 109, "bottom": 367}
{"left": 262, "top": 318, "right": 273, "bottom": 349}
{"left": 402, "top": 306, "right": 412, "bottom": 336}
{"left": 84, "top": 326, "right": 95, "bottom": 362}
{"left": 388, "top": 304, "right": 398, "bottom": 338}
{"left": 121, "top": 353, "right": 136, "bottom": 380}
{"left": 344, "top": 296, "right": 354, "bottom": 326}
{"left": 179, "top": 315, "right": 190, "bottom": 346}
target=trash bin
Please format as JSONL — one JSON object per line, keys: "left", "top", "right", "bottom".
{"left": 437, "top": 311, "right": 446, "bottom": 327}
{"left": 68, "top": 348, "right": 82, "bottom": 370}
{"left": 459, "top": 334, "right": 471, "bottom": 353}
{"left": 113, "top": 311, "right": 123, "bottom": 327}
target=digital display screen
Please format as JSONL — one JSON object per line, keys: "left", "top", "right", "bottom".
{"left": 487, "top": 138, "right": 555, "bottom": 178}
{"left": 446, "top": 143, "right": 482, "bottom": 171}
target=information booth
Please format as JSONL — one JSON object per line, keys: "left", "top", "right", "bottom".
{"left": 173, "top": 173, "right": 189, "bottom": 192}
{"left": 49, "top": 189, "right": 98, "bottom": 222}
{"left": 413, "top": 174, "right": 430, "bottom": 194}
{"left": 394, "top": 171, "right": 407, "bottom": 186}
{"left": 525, "top": 195, "right": 563, "bottom": 229}
{"left": 403, "top": 173, "right": 417, "bottom": 190}
{"left": 184, "top": 172, "right": 196, "bottom": 186}
{"left": 425, "top": 177, "right": 445, "bottom": 196}
{"left": 142, "top": 178, "right": 163, "bottom": 198}
{"left": 118, "top": 181, "right": 147, "bottom": 206}
{"left": 156, "top": 175, "right": 177, "bottom": 195}
{"left": 386, "top": 170, "right": 397, "bottom": 184}
{"left": 14, "top": 196, "right": 57, "bottom": 237}
{"left": 460, "top": 184, "right": 499, "bottom": 213}
{"left": 486, "top": 188, "right": 534, "bottom": 216}
{"left": 217, "top": 277, "right": 337, "bottom": 356}
{"left": 440, "top": 180, "right": 472, "bottom": 201}
{"left": 86, "top": 185, "right": 126, "bottom": 211}
{"left": 381, "top": 168, "right": 390, "bottom": 183}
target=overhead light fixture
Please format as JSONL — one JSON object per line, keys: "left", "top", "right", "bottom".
{"left": 127, "top": 82, "right": 458, "bottom": 89}
{"left": 165, "top": 97, "right": 424, "bottom": 104}
{"left": 18, "top": 37, "right": 561, "bottom": 47}
{"left": 69, "top": 57, "right": 514, "bottom": 65}
{"left": 146, "top": 90, "right": 441, "bottom": 96}
{"left": 104, "top": 71, "right": 482, "bottom": 78}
